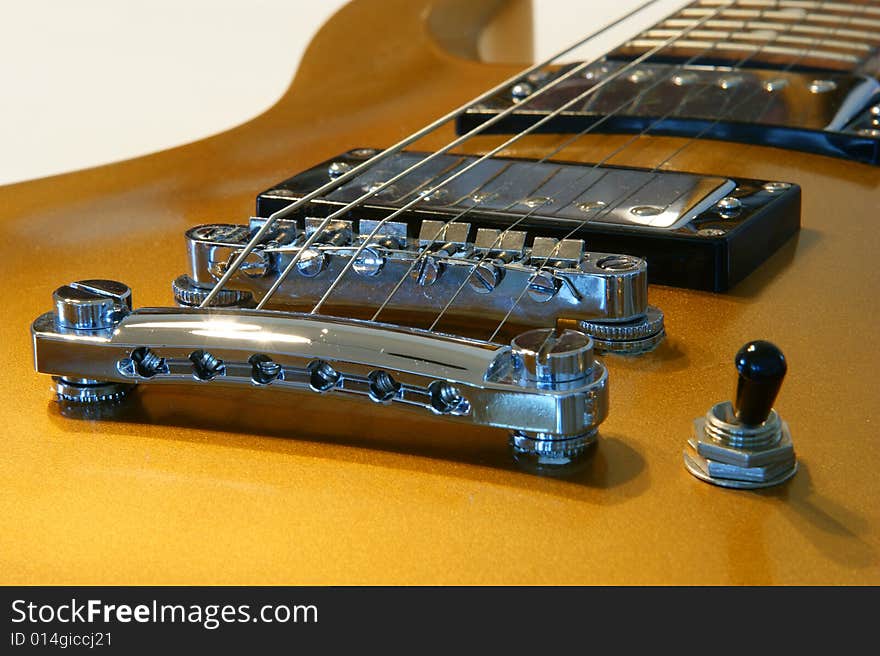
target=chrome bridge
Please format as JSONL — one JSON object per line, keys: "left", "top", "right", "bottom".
{"left": 181, "top": 218, "right": 664, "bottom": 355}
{"left": 33, "top": 280, "right": 610, "bottom": 468}
{"left": 459, "top": 60, "right": 880, "bottom": 164}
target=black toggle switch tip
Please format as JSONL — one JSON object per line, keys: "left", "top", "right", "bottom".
{"left": 734, "top": 340, "right": 787, "bottom": 425}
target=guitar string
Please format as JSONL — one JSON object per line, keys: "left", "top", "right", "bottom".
{"left": 572, "top": 0, "right": 871, "bottom": 227}
{"left": 259, "top": 2, "right": 733, "bottom": 312}
{"left": 485, "top": 0, "right": 869, "bottom": 342}
{"left": 298, "top": 1, "right": 737, "bottom": 314}
{"left": 421, "top": 18, "right": 774, "bottom": 333}
{"left": 374, "top": 0, "right": 804, "bottom": 326}
{"left": 368, "top": 35, "right": 739, "bottom": 325}
{"left": 198, "top": 0, "right": 664, "bottom": 307}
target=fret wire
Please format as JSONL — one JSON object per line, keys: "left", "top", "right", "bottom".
{"left": 641, "top": 28, "right": 872, "bottom": 52}
{"left": 660, "top": 19, "right": 880, "bottom": 44}
{"left": 625, "top": 39, "right": 861, "bottom": 62}
{"left": 698, "top": 0, "right": 880, "bottom": 16}
{"left": 681, "top": 7, "right": 880, "bottom": 29}
{"left": 301, "top": 2, "right": 738, "bottom": 315}
{"left": 486, "top": 0, "right": 857, "bottom": 343}
{"left": 197, "top": 0, "right": 665, "bottom": 308}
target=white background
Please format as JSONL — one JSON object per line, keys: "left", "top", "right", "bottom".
{"left": 0, "top": 0, "right": 688, "bottom": 185}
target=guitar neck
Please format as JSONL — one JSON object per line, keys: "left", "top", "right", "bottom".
{"left": 614, "top": 0, "right": 880, "bottom": 75}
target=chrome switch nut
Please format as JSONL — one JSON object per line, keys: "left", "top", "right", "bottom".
{"left": 684, "top": 341, "right": 797, "bottom": 489}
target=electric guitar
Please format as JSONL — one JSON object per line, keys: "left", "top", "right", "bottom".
{"left": 5, "top": 0, "right": 879, "bottom": 584}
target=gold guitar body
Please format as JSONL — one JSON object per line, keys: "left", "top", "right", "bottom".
{"left": 2, "top": 0, "right": 878, "bottom": 584}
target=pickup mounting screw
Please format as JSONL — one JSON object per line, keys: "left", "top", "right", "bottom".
{"left": 511, "top": 82, "right": 533, "bottom": 101}
{"left": 762, "top": 181, "right": 792, "bottom": 193}
{"left": 328, "top": 161, "right": 352, "bottom": 179}
{"left": 249, "top": 354, "right": 282, "bottom": 385}
{"left": 189, "top": 350, "right": 225, "bottom": 381}
{"left": 308, "top": 360, "right": 341, "bottom": 392}
{"left": 715, "top": 196, "right": 742, "bottom": 217}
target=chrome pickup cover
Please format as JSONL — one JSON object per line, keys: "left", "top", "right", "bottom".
{"left": 458, "top": 60, "right": 880, "bottom": 164}
{"left": 255, "top": 150, "right": 800, "bottom": 291}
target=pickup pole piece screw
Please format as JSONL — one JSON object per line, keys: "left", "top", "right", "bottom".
{"left": 671, "top": 71, "right": 698, "bottom": 86}
{"left": 630, "top": 205, "right": 663, "bottom": 217}
{"left": 808, "top": 79, "right": 837, "bottom": 93}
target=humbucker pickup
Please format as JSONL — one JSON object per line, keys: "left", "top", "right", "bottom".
{"left": 458, "top": 60, "right": 880, "bottom": 164}
{"left": 252, "top": 150, "right": 800, "bottom": 292}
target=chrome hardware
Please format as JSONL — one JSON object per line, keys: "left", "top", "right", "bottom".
{"left": 808, "top": 79, "right": 837, "bottom": 94}
{"left": 715, "top": 196, "right": 742, "bottom": 217}
{"left": 50, "top": 280, "right": 135, "bottom": 403}
{"left": 184, "top": 218, "right": 665, "bottom": 354}
{"left": 577, "top": 305, "right": 665, "bottom": 355}
{"left": 33, "top": 283, "right": 610, "bottom": 467}
{"left": 54, "top": 279, "right": 131, "bottom": 331}
{"left": 328, "top": 161, "right": 352, "bottom": 179}
{"left": 510, "top": 82, "right": 533, "bottom": 102}
{"left": 684, "top": 341, "right": 797, "bottom": 489}
{"left": 172, "top": 274, "right": 254, "bottom": 308}
{"left": 461, "top": 60, "right": 880, "bottom": 164}
{"left": 257, "top": 150, "right": 800, "bottom": 291}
